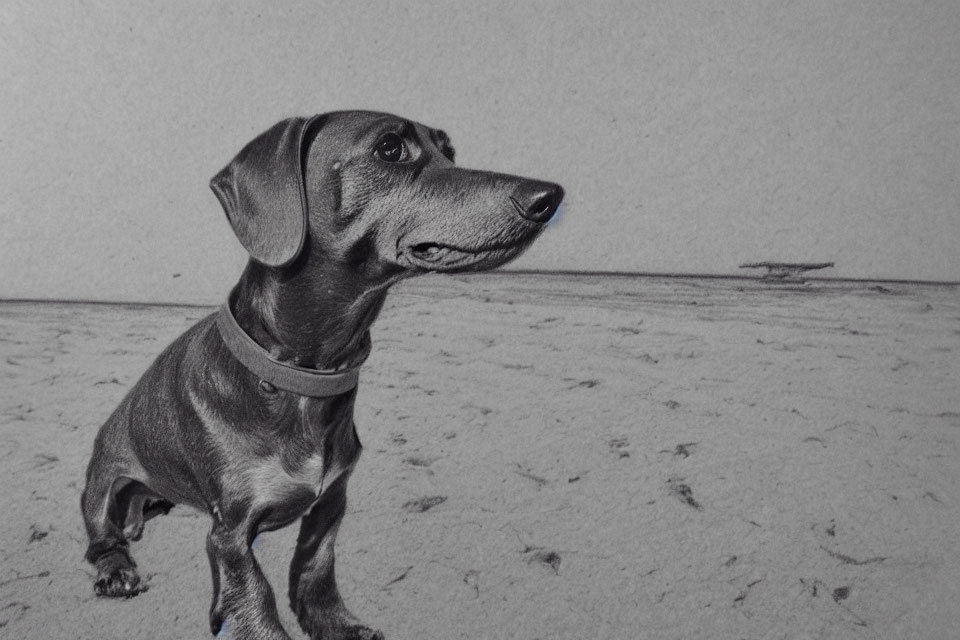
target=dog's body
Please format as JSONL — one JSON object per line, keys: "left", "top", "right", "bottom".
{"left": 81, "top": 111, "right": 562, "bottom": 640}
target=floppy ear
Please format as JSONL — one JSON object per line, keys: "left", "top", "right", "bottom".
{"left": 210, "top": 115, "right": 321, "bottom": 267}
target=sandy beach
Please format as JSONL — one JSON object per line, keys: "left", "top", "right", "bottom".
{"left": 1, "top": 273, "right": 958, "bottom": 640}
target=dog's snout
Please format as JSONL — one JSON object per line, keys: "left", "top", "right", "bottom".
{"left": 509, "top": 181, "right": 564, "bottom": 223}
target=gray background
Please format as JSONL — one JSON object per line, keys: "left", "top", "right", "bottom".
{"left": 3, "top": 0, "right": 959, "bottom": 304}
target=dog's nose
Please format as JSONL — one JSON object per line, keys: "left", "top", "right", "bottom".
{"left": 509, "top": 181, "right": 564, "bottom": 223}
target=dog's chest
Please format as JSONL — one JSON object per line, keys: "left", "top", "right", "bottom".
{"left": 201, "top": 387, "right": 360, "bottom": 527}
{"left": 242, "top": 450, "right": 352, "bottom": 526}
{"left": 240, "top": 410, "right": 359, "bottom": 525}
{"left": 247, "top": 452, "right": 324, "bottom": 494}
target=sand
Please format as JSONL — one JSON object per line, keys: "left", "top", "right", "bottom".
{"left": 1, "top": 273, "right": 958, "bottom": 640}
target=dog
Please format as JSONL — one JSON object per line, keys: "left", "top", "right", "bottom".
{"left": 81, "top": 110, "right": 563, "bottom": 640}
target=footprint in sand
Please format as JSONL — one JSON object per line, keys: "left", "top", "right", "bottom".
{"left": 401, "top": 496, "right": 447, "bottom": 513}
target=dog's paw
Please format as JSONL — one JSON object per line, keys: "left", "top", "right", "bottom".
{"left": 339, "top": 626, "right": 384, "bottom": 640}
{"left": 93, "top": 566, "right": 147, "bottom": 598}
{"left": 311, "top": 625, "right": 383, "bottom": 640}
{"left": 213, "top": 617, "right": 230, "bottom": 638}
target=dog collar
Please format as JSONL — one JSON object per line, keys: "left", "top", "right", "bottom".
{"left": 215, "top": 304, "right": 369, "bottom": 397}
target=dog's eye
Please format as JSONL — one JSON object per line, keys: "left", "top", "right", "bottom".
{"left": 375, "top": 133, "right": 408, "bottom": 163}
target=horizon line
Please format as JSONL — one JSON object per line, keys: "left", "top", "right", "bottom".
{"left": 0, "top": 269, "right": 956, "bottom": 308}
{"left": 496, "top": 268, "right": 960, "bottom": 285}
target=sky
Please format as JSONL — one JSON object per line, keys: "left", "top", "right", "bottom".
{"left": 2, "top": 0, "right": 959, "bottom": 304}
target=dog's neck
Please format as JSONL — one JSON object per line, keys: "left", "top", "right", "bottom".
{"left": 229, "top": 260, "right": 390, "bottom": 371}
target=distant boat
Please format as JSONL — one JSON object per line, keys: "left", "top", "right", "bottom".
{"left": 739, "top": 262, "right": 835, "bottom": 282}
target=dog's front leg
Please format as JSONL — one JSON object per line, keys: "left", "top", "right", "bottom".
{"left": 206, "top": 518, "right": 291, "bottom": 640}
{"left": 288, "top": 476, "right": 383, "bottom": 640}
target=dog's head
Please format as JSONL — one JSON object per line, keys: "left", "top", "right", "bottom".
{"left": 211, "top": 111, "right": 563, "bottom": 282}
